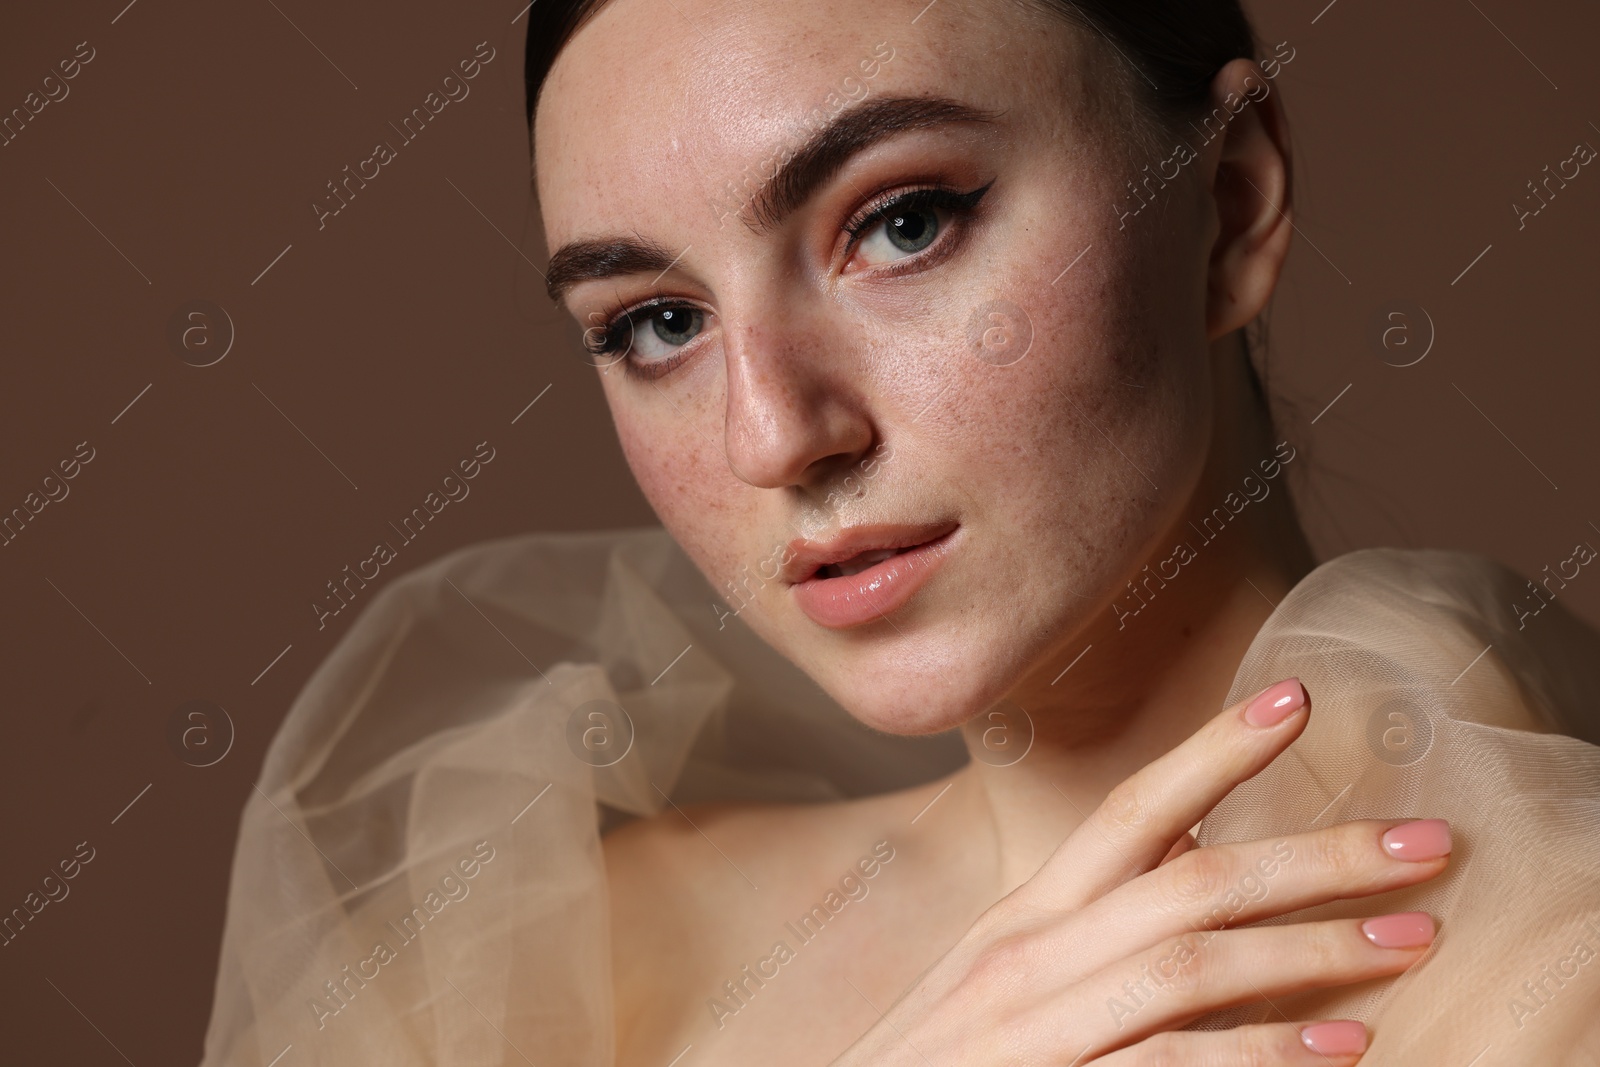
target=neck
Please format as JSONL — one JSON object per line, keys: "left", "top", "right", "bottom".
{"left": 950, "top": 334, "right": 1315, "bottom": 892}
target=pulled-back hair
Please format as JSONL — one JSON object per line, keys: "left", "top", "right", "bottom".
{"left": 522, "top": 0, "right": 1278, "bottom": 412}
{"left": 524, "top": 0, "right": 1259, "bottom": 132}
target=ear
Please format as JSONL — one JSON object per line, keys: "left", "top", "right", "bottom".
{"left": 1202, "top": 57, "right": 1294, "bottom": 340}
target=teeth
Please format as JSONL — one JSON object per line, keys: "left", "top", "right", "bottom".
{"left": 824, "top": 547, "right": 900, "bottom": 579}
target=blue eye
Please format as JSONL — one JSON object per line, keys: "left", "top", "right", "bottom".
{"left": 584, "top": 303, "right": 706, "bottom": 375}
{"left": 647, "top": 306, "right": 703, "bottom": 348}
{"left": 845, "top": 183, "right": 993, "bottom": 267}
{"left": 582, "top": 181, "right": 994, "bottom": 380}
{"left": 861, "top": 204, "right": 941, "bottom": 261}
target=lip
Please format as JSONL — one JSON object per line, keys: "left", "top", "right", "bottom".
{"left": 787, "top": 523, "right": 958, "bottom": 629}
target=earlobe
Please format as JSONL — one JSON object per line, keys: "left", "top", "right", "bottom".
{"left": 1204, "top": 58, "right": 1295, "bottom": 341}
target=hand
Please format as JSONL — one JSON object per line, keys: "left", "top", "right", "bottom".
{"left": 831, "top": 679, "right": 1451, "bottom": 1065}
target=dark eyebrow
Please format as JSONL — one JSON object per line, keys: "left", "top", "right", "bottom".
{"left": 544, "top": 94, "right": 1004, "bottom": 306}
{"left": 544, "top": 235, "right": 681, "bottom": 308}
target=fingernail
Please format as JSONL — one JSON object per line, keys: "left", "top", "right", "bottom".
{"left": 1382, "top": 819, "right": 1452, "bottom": 861}
{"left": 1244, "top": 678, "right": 1307, "bottom": 727}
{"left": 1362, "top": 911, "right": 1436, "bottom": 949}
{"left": 1301, "top": 1020, "right": 1368, "bottom": 1056}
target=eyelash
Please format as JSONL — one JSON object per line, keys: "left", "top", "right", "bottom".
{"left": 844, "top": 181, "right": 993, "bottom": 242}
{"left": 585, "top": 181, "right": 995, "bottom": 379}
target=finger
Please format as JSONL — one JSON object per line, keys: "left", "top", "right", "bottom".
{"left": 1093, "top": 1020, "right": 1368, "bottom": 1066}
{"left": 1157, "top": 831, "right": 1197, "bottom": 867}
{"left": 1062, "top": 914, "right": 1433, "bottom": 1055}
{"left": 1065, "top": 818, "right": 1451, "bottom": 973}
{"left": 1023, "top": 678, "right": 1311, "bottom": 910}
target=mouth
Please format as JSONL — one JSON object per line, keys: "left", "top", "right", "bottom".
{"left": 816, "top": 546, "right": 914, "bottom": 580}
{"left": 786, "top": 523, "right": 960, "bottom": 629}
{"left": 784, "top": 522, "right": 958, "bottom": 584}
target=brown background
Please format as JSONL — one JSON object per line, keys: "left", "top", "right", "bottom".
{"left": 1, "top": 0, "right": 1596, "bottom": 1062}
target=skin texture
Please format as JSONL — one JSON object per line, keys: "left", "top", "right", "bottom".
{"left": 532, "top": 0, "right": 1359, "bottom": 1063}
{"left": 535, "top": 0, "right": 1299, "bottom": 736}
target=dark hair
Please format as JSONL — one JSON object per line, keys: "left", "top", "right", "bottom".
{"left": 524, "top": 0, "right": 1258, "bottom": 132}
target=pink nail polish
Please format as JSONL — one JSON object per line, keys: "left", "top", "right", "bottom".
{"left": 1362, "top": 911, "right": 1436, "bottom": 949}
{"left": 1244, "top": 678, "right": 1306, "bottom": 727}
{"left": 1381, "top": 819, "right": 1452, "bottom": 861}
{"left": 1301, "top": 1020, "right": 1368, "bottom": 1056}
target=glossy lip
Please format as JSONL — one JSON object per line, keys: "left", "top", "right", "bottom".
{"left": 781, "top": 522, "right": 959, "bottom": 584}
{"left": 788, "top": 523, "right": 959, "bottom": 629}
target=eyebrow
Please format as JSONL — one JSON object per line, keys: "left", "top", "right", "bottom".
{"left": 544, "top": 94, "right": 1004, "bottom": 306}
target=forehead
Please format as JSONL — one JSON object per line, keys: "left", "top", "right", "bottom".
{"left": 533, "top": 0, "right": 1094, "bottom": 245}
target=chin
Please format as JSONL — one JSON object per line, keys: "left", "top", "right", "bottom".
{"left": 827, "top": 634, "right": 1060, "bottom": 738}
{"left": 828, "top": 667, "right": 979, "bottom": 736}
{"left": 768, "top": 585, "right": 1069, "bottom": 740}
{"left": 709, "top": 513, "right": 1096, "bottom": 735}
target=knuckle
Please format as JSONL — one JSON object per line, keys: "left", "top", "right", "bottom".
{"left": 1307, "top": 824, "right": 1367, "bottom": 882}
{"left": 1166, "top": 847, "right": 1234, "bottom": 913}
{"left": 1174, "top": 938, "right": 1215, "bottom": 997}
{"left": 964, "top": 931, "right": 1040, "bottom": 993}
{"left": 1097, "top": 778, "right": 1149, "bottom": 834}
{"left": 1299, "top": 921, "right": 1348, "bottom": 974}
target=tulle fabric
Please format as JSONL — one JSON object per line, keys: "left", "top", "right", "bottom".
{"left": 199, "top": 529, "right": 1600, "bottom": 1065}
{"left": 1195, "top": 547, "right": 1600, "bottom": 1063}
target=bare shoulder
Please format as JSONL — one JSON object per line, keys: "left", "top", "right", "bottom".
{"left": 602, "top": 772, "right": 1002, "bottom": 1064}
{"left": 600, "top": 786, "right": 915, "bottom": 928}
{"left": 600, "top": 775, "right": 959, "bottom": 1006}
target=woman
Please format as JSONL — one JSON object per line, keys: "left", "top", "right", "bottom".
{"left": 200, "top": 1, "right": 1600, "bottom": 1064}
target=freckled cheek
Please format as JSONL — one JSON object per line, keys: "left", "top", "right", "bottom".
{"left": 1039, "top": 237, "right": 1201, "bottom": 451}
{"left": 1005, "top": 280, "right": 1154, "bottom": 434}
{"left": 611, "top": 405, "right": 753, "bottom": 581}
{"left": 941, "top": 270, "right": 1182, "bottom": 538}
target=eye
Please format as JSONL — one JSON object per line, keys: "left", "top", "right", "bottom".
{"left": 639, "top": 306, "right": 704, "bottom": 355}
{"left": 857, "top": 201, "right": 942, "bottom": 265}
{"left": 845, "top": 183, "right": 993, "bottom": 270}
{"left": 584, "top": 302, "right": 707, "bottom": 377}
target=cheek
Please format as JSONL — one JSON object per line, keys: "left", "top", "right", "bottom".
{"left": 1040, "top": 263, "right": 1208, "bottom": 549}
{"left": 946, "top": 238, "right": 1198, "bottom": 472}
{"left": 605, "top": 374, "right": 749, "bottom": 581}
{"left": 909, "top": 204, "right": 1211, "bottom": 610}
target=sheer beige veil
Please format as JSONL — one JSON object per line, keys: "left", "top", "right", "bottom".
{"left": 199, "top": 529, "right": 964, "bottom": 1066}
{"left": 198, "top": 531, "right": 1600, "bottom": 1065}
{"left": 1197, "top": 548, "right": 1600, "bottom": 1063}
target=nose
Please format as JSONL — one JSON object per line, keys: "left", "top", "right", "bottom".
{"left": 721, "top": 319, "right": 875, "bottom": 491}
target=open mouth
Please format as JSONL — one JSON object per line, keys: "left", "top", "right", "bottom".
{"left": 789, "top": 523, "right": 960, "bottom": 586}
{"left": 789, "top": 525, "right": 959, "bottom": 629}
{"left": 814, "top": 546, "right": 911, "bottom": 580}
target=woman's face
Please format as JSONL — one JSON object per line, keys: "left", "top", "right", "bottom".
{"left": 535, "top": 0, "right": 1226, "bottom": 734}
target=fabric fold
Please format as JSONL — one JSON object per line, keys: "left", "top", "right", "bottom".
{"left": 1196, "top": 548, "right": 1600, "bottom": 1062}
{"left": 200, "top": 533, "right": 1600, "bottom": 1066}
